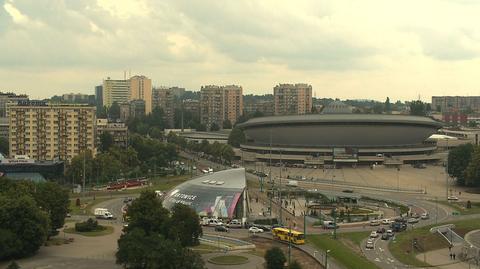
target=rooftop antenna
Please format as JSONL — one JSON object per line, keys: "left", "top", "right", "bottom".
{"left": 124, "top": 70, "right": 126, "bottom": 80}
{"left": 129, "top": 69, "right": 131, "bottom": 78}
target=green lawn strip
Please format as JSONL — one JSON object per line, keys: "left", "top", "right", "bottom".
{"left": 64, "top": 225, "right": 114, "bottom": 237}
{"left": 208, "top": 255, "right": 249, "bottom": 265}
{"left": 436, "top": 200, "right": 480, "bottom": 215}
{"left": 309, "top": 234, "right": 380, "bottom": 269}
{"left": 341, "top": 231, "right": 371, "bottom": 246}
{"left": 389, "top": 218, "right": 480, "bottom": 267}
{"left": 69, "top": 197, "right": 112, "bottom": 215}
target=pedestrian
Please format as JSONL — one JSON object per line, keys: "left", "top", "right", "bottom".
{"left": 453, "top": 253, "right": 456, "bottom": 260}
{"left": 449, "top": 253, "right": 453, "bottom": 260}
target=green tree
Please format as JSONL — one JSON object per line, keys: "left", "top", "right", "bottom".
{"left": 7, "top": 261, "right": 20, "bottom": 269}
{"left": 223, "top": 119, "right": 232, "bottom": 129}
{"left": 468, "top": 121, "right": 478, "bottom": 128}
{"left": 373, "top": 103, "right": 384, "bottom": 114}
{"left": 116, "top": 228, "right": 205, "bottom": 269}
{"left": 108, "top": 102, "right": 121, "bottom": 120}
{"left": 168, "top": 204, "right": 202, "bottom": 247}
{"left": 384, "top": 97, "right": 392, "bottom": 114}
{"left": 34, "top": 182, "right": 69, "bottom": 232}
{"left": 0, "top": 137, "right": 9, "bottom": 155}
{"left": 409, "top": 100, "right": 427, "bottom": 116}
{"left": 126, "top": 191, "right": 170, "bottom": 235}
{"left": 0, "top": 195, "right": 49, "bottom": 259}
{"left": 265, "top": 247, "right": 286, "bottom": 269}
{"left": 99, "top": 132, "right": 114, "bottom": 152}
{"left": 465, "top": 146, "right": 480, "bottom": 186}
{"left": 228, "top": 127, "right": 246, "bottom": 147}
{"left": 66, "top": 150, "right": 94, "bottom": 185}
{"left": 448, "top": 143, "right": 474, "bottom": 186}
{"left": 210, "top": 122, "right": 220, "bottom": 131}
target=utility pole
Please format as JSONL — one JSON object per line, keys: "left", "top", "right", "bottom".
{"left": 304, "top": 213, "right": 307, "bottom": 239}
{"left": 435, "top": 196, "right": 438, "bottom": 224}
{"left": 333, "top": 208, "right": 337, "bottom": 239}
{"left": 446, "top": 139, "right": 449, "bottom": 201}
{"left": 82, "top": 151, "right": 86, "bottom": 195}
{"left": 288, "top": 224, "right": 292, "bottom": 266}
{"left": 279, "top": 150, "right": 283, "bottom": 226}
{"left": 269, "top": 129, "right": 273, "bottom": 216}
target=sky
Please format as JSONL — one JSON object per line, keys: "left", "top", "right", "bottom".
{"left": 2, "top": 0, "right": 480, "bottom": 102}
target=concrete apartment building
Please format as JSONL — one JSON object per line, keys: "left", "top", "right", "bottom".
{"left": 183, "top": 99, "right": 200, "bottom": 115}
{"left": 7, "top": 101, "right": 96, "bottom": 161}
{"left": 0, "top": 92, "right": 29, "bottom": 117}
{"left": 274, "top": 83, "right": 312, "bottom": 115}
{"left": 102, "top": 78, "right": 130, "bottom": 108}
{"left": 96, "top": 119, "right": 128, "bottom": 149}
{"left": 432, "top": 96, "right": 480, "bottom": 113}
{"left": 200, "top": 85, "right": 243, "bottom": 130}
{"left": 152, "top": 87, "right": 176, "bottom": 128}
{"left": 130, "top": 75, "right": 152, "bottom": 114}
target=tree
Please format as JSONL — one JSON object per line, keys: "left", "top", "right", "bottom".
{"left": 210, "top": 122, "right": 220, "bottom": 131}
{"left": 108, "top": 102, "right": 121, "bottom": 121}
{"left": 126, "top": 191, "right": 170, "bottom": 236}
{"left": 373, "top": 103, "right": 384, "bottom": 114}
{"left": 34, "top": 182, "right": 69, "bottom": 233}
{"left": 116, "top": 228, "right": 205, "bottom": 269}
{"left": 448, "top": 143, "right": 474, "bottom": 186}
{"left": 289, "top": 260, "right": 302, "bottom": 269}
{"left": 228, "top": 127, "right": 246, "bottom": 147}
{"left": 0, "top": 137, "right": 9, "bottom": 155}
{"left": 168, "top": 204, "right": 202, "bottom": 247}
{"left": 465, "top": 146, "right": 480, "bottom": 186}
{"left": 66, "top": 150, "right": 95, "bottom": 185}
{"left": 7, "top": 261, "right": 20, "bottom": 269}
{"left": 99, "top": 132, "right": 114, "bottom": 152}
{"left": 409, "top": 100, "right": 428, "bottom": 116}
{"left": 468, "top": 121, "right": 478, "bottom": 128}
{"left": 265, "top": 247, "right": 286, "bottom": 269}
{"left": 384, "top": 97, "right": 392, "bottom": 114}
{"left": 0, "top": 195, "right": 49, "bottom": 259}
{"left": 223, "top": 119, "right": 232, "bottom": 129}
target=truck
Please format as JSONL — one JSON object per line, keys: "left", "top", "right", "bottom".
{"left": 94, "top": 208, "right": 114, "bottom": 219}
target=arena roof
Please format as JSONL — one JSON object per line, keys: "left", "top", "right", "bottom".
{"left": 238, "top": 114, "right": 443, "bottom": 128}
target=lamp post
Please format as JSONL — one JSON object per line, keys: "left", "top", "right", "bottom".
{"left": 325, "top": 249, "right": 331, "bottom": 269}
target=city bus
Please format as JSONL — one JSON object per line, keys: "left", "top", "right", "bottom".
{"left": 272, "top": 227, "right": 305, "bottom": 245}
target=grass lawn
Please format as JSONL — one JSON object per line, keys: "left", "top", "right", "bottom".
{"left": 64, "top": 225, "right": 114, "bottom": 237}
{"left": 437, "top": 200, "right": 480, "bottom": 215}
{"left": 69, "top": 197, "right": 111, "bottom": 215}
{"left": 208, "top": 255, "right": 249, "bottom": 265}
{"left": 190, "top": 244, "right": 223, "bottom": 254}
{"left": 389, "top": 218, "right": 480, "bottom": 267}
{"left": 309, "top": 234, "right": 380, "bottom": 269}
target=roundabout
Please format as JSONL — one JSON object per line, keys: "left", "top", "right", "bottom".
{"left": 208, "top": 255, "right": 249, "bottom": 265}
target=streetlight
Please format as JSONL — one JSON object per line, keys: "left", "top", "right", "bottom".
{"left": 325, "top": 249, "right": 331, "bottom": 269}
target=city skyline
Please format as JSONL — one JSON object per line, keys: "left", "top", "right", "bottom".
{"left": 3, "top": 1, "right": 480, "bottom": 101}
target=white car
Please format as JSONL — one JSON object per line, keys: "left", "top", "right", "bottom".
{"left": 370, "top": 220, "right": 381, "bottom": 226}
{"left": 208, "top": 167, "right": 214, "bottom": 173}
{"left": 249, "top": 227, "right": 264, "bottom": 233}
{"left": 421, "top": 213, "right": 429, "bottom": 220}
{"left": 447, "top": 196, "right": 459, "bottom": 201}
{"left": 381, "top": 219, "right": 393, "bottom": 225}
{"left": 366, "top": 239, "right": 374, "bottom": 249}
{"left": 370, "top": 231, "right": 378, "bottom": 238}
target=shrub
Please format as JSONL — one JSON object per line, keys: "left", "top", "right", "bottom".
{"left": 75, "top": 218, "right": 105, "bottom": 232}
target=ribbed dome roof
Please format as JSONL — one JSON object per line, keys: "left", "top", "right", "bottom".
{"left": 322, "top": 100, "right": 352, "bottom": 114}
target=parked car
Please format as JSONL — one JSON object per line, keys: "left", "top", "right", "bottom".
{"left": 381, "top": 233, "right": 389, "bottom": 240}
{"left": 381, "top": 219, "right": 393, "bottom": 225}
{"left": 407, "top": 218, "right": 419, "bottom": 224}
{"left": 215, "top": 225, "right": 229, "bottom": 232}
{"left": 386, "top": 229, "right": 394, "bottom": 237}
{"left": 370, "top": 220, "right": 381, "bottom": 226}
{"left": 249, "top": 227, "right": 264, "bottom": 233}
{"left": 370, "top": 231, "right": 379, "bottom": 238}
{"left": 421, "top": 213, "right": 429, "bottom": 220}
{"left": 366, "top": 239, "right": 374, "bottom": 249}
{"left": 376, "top": 227, "right": 386, "bottom": 234}
{"left": 447, "top": 196, "right": 459, "bottom": 201}
{"left": 227, "top": 219, "right": 243, "bottom": 228}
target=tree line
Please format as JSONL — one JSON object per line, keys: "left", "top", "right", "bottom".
{"left": 0, "top": 179, "right": 69, "bottom": 260}
{"left": 448, "top": 143, "right": 480, "bottom": 186}
{"left": 116, "top": 191, "right": 204, "bottom": 269}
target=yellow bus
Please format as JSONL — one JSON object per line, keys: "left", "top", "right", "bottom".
{"left": 272, "top": 227, "right": 305, "bottom": 245}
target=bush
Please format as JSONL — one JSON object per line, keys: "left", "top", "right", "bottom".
{"left": 253, "top": 218, "right": 278, "bottom": 225}
{"left": 75, "top": 218, "right": 105, "bottom": 232}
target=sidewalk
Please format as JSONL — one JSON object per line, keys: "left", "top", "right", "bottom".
{"left": 417, "top": 247, "right": 478, "bottom": 269}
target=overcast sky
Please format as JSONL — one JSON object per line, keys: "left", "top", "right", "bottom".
{"left": 2, "top": 0, "right": 480, "bottom": 102}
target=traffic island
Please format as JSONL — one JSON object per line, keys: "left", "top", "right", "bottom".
{"left": 208, "top": 255, "right": 249, "bottom": 265}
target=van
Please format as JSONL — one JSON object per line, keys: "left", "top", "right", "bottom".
{"left": 94, "top": 208, "right": 114, "bottom": 219}
{"left": 323, "top": 221, "right": 337, "bottom": 229}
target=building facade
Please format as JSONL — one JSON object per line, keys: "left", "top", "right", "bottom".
{"left": 96, "top": 119, "right": 128, "bottom": 149}
{"left": 7, "top": 101, "right": 96, "bottom": 161}
{"left": 152, "top": 87, "right": 176, "bottom": 128}
{"left": 244, "top": 100, "right": 274, "bottom": 116}
{"left": 223, "top": 85, "right": 243, "bottom": 125}
{"left": 95, "top": 85, "right": 103, "bottom": 112}
{"left": 62, "top": 93, "right": 94, "bottom": 104}
{"left": 432, "top": 96, "right": 480, "bottom": 113}
{"left": 200, "top": 85, "right": 225, "bottom": 130}
{"left": 274, "top": 83, "right": 312, "bottom": 115}
{"left": 129, "top": 75, "right": 152, "bottom": 114}
{"left": 0, "top": 92, "right": 29, "bottom": 117}
{"left": 102, "top": 78, "right": 130, "bottom": 108}
{"left": 183, "top": 99, "right": 200, "bottom": 115}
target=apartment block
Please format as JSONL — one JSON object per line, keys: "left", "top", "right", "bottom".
{"left": 200, "top": 85, "right": 225, "bottom": 130}
{"left": 274, "top": 83, "right": 312, "bottom": 115}
{"left": 8, "top": 101, "right": 96, "bottom": 161}
{"left": 0, "top": 92, "right": 29, "bottom": 117}
{"left": 183, "top": 99, "right": 200, "bottom": 115}
{"left": 130, "top": 75, "right": 152, "bottom": 114}
{"left": 152, "top": 87, "right": 176, "bottom": 128}
{"left": 223, "top": 85, "right": 243, "bottom": 125}
{"left": 432, "top": 96, "right": 480, "bottom": 113}
{"left": 102, "top": 78, "right": 130, "bottom": 108}
{"left": 96, "top": 119, "right": 128, "bottom": 149}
